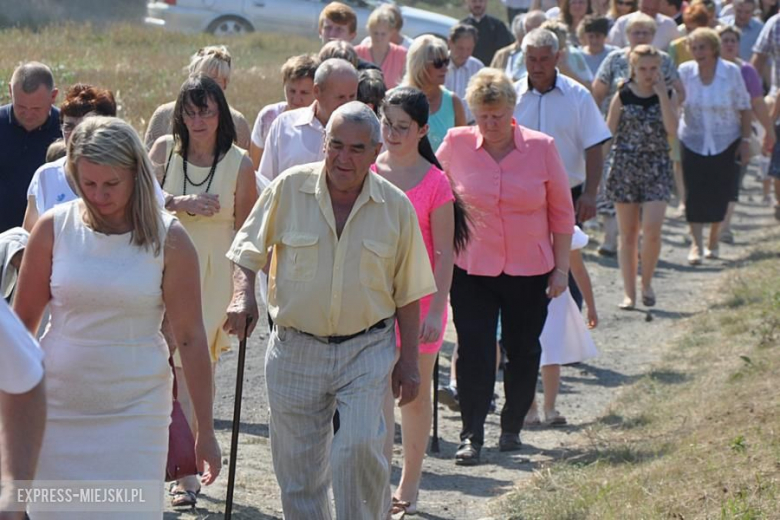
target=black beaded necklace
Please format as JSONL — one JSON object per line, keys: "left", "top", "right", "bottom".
{"left": 182, "top": 150, "right": 219, "bottom": 216}
{"left": 182, "top": 149, "right": 219, "bottom": 195}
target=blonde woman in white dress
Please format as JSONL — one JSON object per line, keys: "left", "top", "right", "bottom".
{"left": 13, "top": 117, "right": 221, "bottom": 519}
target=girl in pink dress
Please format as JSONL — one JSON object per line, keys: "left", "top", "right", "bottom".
{"left": 372, "top": 87, "right": 470, "bottom": 517}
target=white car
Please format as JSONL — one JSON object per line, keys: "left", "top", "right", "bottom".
{"left": 146, "top": 0, "right": 457, "bottom": 40}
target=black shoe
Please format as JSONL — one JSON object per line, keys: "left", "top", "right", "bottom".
{"left": 455, "top": 440, "right": 481, "bottom": 466}
{"left": 437, "top": 385, "right": 460, "bottom": 412}
{"left": 499, "top": 432, "right": 522, "bottom": 452}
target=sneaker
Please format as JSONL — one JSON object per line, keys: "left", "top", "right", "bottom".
{"left": 437, "top": 385, "right": 460, "bottom": 412}
{"left": 704, "top": 247, "right": 719, "bottom": 259}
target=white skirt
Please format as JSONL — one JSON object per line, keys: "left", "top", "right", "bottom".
{"left": 540, "top": 288, "right": 598, "bottom": 366}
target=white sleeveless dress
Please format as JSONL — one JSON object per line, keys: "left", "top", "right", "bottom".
{"left": 540, "top": 227, "right": 599, "bottom": 366}
{"left": 29, "top": 201, "right": 173, "bottom": 519}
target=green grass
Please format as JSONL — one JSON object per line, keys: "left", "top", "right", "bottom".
{"left": 0, "top": 22, "right": 319, "bottom": 135}
{"left": 492, "top": 231, "right": 780, "bottom": 520}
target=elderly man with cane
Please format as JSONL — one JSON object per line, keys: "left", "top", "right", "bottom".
{"left": 224, "top": 101, "right": 436, "bottom": 519}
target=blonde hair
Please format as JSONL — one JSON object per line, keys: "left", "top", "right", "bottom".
{"left": 628, "top": 44, "right": 661, "bottom": 80}
{"left": 67, "top": 117, "right": 164, "bottom": 256}
{"left": 188, "top": 45, "right": 232, "bottom": 83}
{"left": 626, "top": 12, "right": 657, "bottom": 36}
{"left": 403, "top": 35, "right": 449, "bottom": 89}
{"left": 465, "top": 68, "right": 517, "bottom": 113}
{"left": 367, "top": 6, "right": 396, "bottom": 31}
{"left": 688, "top": 27, "right": 721, "bottom": 57}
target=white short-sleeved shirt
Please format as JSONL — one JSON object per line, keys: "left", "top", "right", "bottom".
{"left": 608, "top": 12, "right": 681, "bottom": 50}
{"left": 445, "top": 56, "right": 485, "bottom": 123}
{"left": 678, "top": 58, "right": 752, "bottom": 156}
{"left": 27, "top": 156, "right": 167, "bottom": 215}
{"left": 27, "top": 157, "right": 77, "bottom": 216}
{"left": 257, "top": 103, "right": 326, "bottom": 190}
{"left": 250, "top": 101, "right": 288, "bottom": 149}
{"left": 0, "top": 299, "right": 44, "bottom": 394}
{"left": 514, "top": 72, "right": 612, "bottom": 188}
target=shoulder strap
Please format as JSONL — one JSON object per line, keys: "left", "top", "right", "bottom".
{"left": 161, "top": 148, "right": 174, "bottom": 189}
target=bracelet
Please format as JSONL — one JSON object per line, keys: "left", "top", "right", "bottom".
{"left": 555, "top": 268, "right": 568, "bottom": 276}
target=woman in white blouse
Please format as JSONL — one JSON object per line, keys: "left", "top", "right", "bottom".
{"left": 677, "top": 28, "right": 752, "bottom": 265}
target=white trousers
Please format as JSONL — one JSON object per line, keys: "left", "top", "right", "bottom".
{"left": 266, "top": 320, "right": 396, "bottom": 520}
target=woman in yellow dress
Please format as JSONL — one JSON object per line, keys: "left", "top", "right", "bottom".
{"left": 150, "top": 74, "right": 256, "bottom": 507}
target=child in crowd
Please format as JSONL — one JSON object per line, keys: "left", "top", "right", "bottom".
{"left": 580, "top": 15, "right": 618, "bottom": 75}
{"left": 525, "top": 226, "right": 599, "bottom": 426}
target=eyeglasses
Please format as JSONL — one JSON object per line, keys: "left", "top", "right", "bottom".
{"left": 430, "top": 57, "right": 450, "bottom": 69}
{"left": 381, "top": 118, "right": 411, "bottom": 136}
{"left": 183, "top": 108, "right": 218, "bottom": 119}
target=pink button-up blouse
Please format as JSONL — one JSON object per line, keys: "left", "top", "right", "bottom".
{"left": 436, "top": 123, "right": 575, "bottom": 277}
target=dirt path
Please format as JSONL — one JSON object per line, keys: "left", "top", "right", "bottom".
{"left": 165, "top": 175, "right": 777, "bottom": 519}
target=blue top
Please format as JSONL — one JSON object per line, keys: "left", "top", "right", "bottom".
{"left": 429, "top": 88, "right": 455, "bottom": 153}
{"left": 0, "top": 103, "right": 62, "bottom": 232}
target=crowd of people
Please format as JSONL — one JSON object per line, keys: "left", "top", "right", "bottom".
{"left": 2, "top": 0, "right": 780, "bottom": 517}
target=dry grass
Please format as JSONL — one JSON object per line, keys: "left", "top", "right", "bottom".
{"left": 493, "top": 234, "right": 780, "bottom": 519}
{"left": 0, "top": 23, "right": 319, "bottom": 135}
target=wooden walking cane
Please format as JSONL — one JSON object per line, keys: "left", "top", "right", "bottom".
{"left": 225, "top": 316, "right": 252, "bottom": 520}
{"left": 430, "top": 354, "right": 440, "bottom": 453}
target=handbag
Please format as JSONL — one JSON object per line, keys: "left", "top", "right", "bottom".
{"left": 165, "top": 357, "right": 198, "bottom": 482}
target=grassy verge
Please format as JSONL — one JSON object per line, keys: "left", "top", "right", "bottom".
{"left": 0, "top": 23, "right": 319, "bottom": 134}
{"left": 493, "top": 232, "right": 780, "bottom": 519}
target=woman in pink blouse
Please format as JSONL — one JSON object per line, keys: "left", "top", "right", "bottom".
{"left": 355, "top": 8, "right": 407, "bottom": 88}
{"left": 437, "top": 69, "right": 575, "bottom": 465}
{"left": 372, "top": 87, "right": 469, "bottom": 516}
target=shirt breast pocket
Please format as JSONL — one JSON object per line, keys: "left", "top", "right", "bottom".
{"left": 359, "top": 239, "right": 394, "bottom": 292}
{"left": 279, "top": 233, "right": 319, "bottom": 282}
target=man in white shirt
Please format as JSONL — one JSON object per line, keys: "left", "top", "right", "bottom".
{"left": 514, "top": 28, "right": 611, "bottom": 306}
{"left": 0, "top": 299, "right": 46, "bottom": 519}
{"left": 514, "top": 28, "right": 611, "bottom": 223}
{"left": 445, "top": 24, "right": 485, "bottom": 124}
{"left": 608, "top": 0, "right": 681, "bottom": 50}
{"left": 258, "top": 59, "right": 358, "bottom": 188}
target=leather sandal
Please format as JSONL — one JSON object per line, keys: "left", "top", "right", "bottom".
{"left": 391, "top": 495, "right": 417, "bottom": 519}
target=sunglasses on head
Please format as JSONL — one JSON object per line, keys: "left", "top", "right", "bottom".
{"left": 431, "top": 57, "right": 450, "bottom": 69}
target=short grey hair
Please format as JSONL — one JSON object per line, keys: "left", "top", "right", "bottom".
{"left": 10, "top": 62, "right": 55, "bottom": 93}
{"left": 326, "top": 101, "right": 381, "bottom": 145}
{"left": 521, "top": 28, "right": 560, "bottom": 54}
{"left": 314, "top": 58, "right": 358, "bottom": 87}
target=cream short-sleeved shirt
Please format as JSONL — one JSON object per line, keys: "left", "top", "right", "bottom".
{"left": 227, "top": 162, "right": 436, "bottom": 337}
